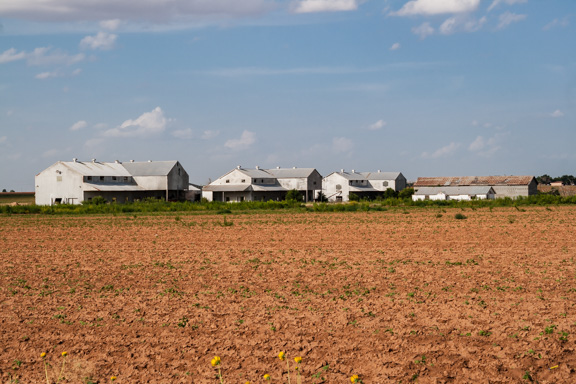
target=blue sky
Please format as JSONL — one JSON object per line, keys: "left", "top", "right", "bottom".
{"left": 0, "top": 0, "right": 574, "bottom": 190}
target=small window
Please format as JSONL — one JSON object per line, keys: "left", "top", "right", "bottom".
{"left": 87, "top": 176, "right": 92, "bottom": 181}
{"left": 313, "top": 181, "right": 317, "bottom": 185}
{"left": 241, "top": 179, "right": 246, "bottom": 183}
{"left": 56, "top": 176, "right": 62, "bottom": 182}
{"left": 336, "top": 184, "right": 342, "bottom": 190}
{"left": 226, "top": 197, "right": 230, "bottom": 202}
{"left": 226, "top": 179, "right": 230, "bottom": 183}
{"left": 124, "top": 177, "right": 128, "bottom": 182}
{"left": 383, "top": 181, "right": 389, "bottom": 187}
{"left": 100, "top": 176, "right": 104, "bottom": 181}
{"left": 112, "top": 176, "right": 117, "bottom": 181}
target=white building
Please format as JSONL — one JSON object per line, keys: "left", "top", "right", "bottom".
{"left": 412, "top": 186, "right": 496, "bottom": 201}
{"left": 322, "top": 170, "right": 406, "bottom": 202}
{"left": 413, "top": 176, "right": 537, "bottom": 198}
{"left": 202, "top": 166, "right": 322, "bottom": 202}
{"left": 35, "top": 159, "right": 189, "bottom": 205}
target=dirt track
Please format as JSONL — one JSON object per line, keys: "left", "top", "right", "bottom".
{"left": 1, "top": 207, "right": 576, "bottom": 383}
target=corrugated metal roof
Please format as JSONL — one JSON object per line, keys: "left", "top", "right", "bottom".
{"left": 236, "top": 168, "right": 275, "bottom": 178}
{"left": 266, "top": 168, "right": 316, "bottom": 178}
{"left": 414, "top": 176, "right": 535, "bottom": 187}
{"left": 349, "top": 186, "right": 379, "bottom": 192}
{"left": 360, "top": 171, "right": 402, "bottom": 180}
{"left": 61, "top": 161, "right": 131, "bottom": 177}
{"left": 122, "top": 161, "right": 178, "bottom": 176}
{"left": 414, "top": 186, "right": 494, "bottom": 195}
{"left": 84, "top": 183, "right": 144, "bottom": 192}
{"left": 202, "top": 184, "right": 251, "bottom": 192}
{"left": 251, "top": 185, "right": 287, "bottom": 192}
{"left": 331, "top": 172, "right": 366, "bottom": 181}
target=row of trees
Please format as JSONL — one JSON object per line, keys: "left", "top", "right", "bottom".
{"left": 1, "top": 189, "right": 16, "bottom": 193}
{"left": 536, "top": 174, "right": 576, "bottom": 185}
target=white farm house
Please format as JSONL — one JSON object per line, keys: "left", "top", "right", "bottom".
{"left": 35, "top": 159, "right": 189, "bottom": 205}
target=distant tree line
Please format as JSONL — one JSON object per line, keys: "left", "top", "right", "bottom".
{"left": 537, "top": 175, "right": 576, "bottom": 185}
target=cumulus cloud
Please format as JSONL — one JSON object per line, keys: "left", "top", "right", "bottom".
{"left": 421, "top": 142, "right": 460, "bottom": 159}
{"left": 70, "top": 120, "right": 88, "bottom": 131}
{"left": 550, "top": 110, "right": 564, "bottom": 118}
{"left": 0, "top": 0, "right": 274, "bottom": 23}
{"left": 468, "top": 133, "right": 506, "bottom": 157}
{"left": 368, "top": 119, "right": 386, "bottom": 130}
{"left": 440, "top": 15, "right": 486, "bottom": 34}
{"left": 390, "top": 42, "right": 401, "bottom": 51}
{"left": 392, "top": 0, "right": 480, "bottom": 16}
{"left": 100, "top": 19, "right": 121, "bottom": 31}
{"left": 0, "top": 48, "right": 26, "bottom": 64}
{"left": 292, "top": 0, "right": 358, "bottom": 13}
{"left": 26, "top": 47, "right": 85, "bottom": 66}
{"left": 102, "top": 107, "right": 168, "bottom": 138}
{"left": 543, "top": 17, "right": 570, "bottom": 31}
{"left": 202, "top": 130, "right": 219, "bottom": 140}
{"left": 487, "top": 0, "right": 527, "bottom": 12}
{"left": 412, "top": 22, "right": 435, "bottom": 39}
{"left": 171, "top": 128, "right": 194, "bottom": 139}
{"left": 497, "top": 11, "right": 526, "bottom": 29}
{"left": 224, "top": 130, "right": 256, "bottom": 150}
{"left": 35, "top": 71, "right": 58, "bottom": 79}
{"left": 80, "top": 32, "right": 117, "bottom": 50}
{"left": 332, "top": 137, "right": 354, "bottom": 153}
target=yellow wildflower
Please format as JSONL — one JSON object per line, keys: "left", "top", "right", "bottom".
{"left": 111, "top": 376, "right": 117, "bottom": 381}
{"left": 264, "top": 374, "right": 271, "bottom": 380}
{"left": 351, "top": 374, "right": 359, "bottom": 383}
{"left": 294, "top": 356, "right": 302, "bottom": 364}
{"left": 61, "top": 351, "right": 68, "bottom": 357}
{"left": 278, "top": 351, "right": 285, "bottom": 360}
{"left": 40, "top": 352, "right": 46, "bottom": 358}
{"left": 211, "top": 356, "right": 221, "bottom": 367}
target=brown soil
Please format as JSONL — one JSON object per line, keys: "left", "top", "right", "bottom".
{"left": 1, "top": 207, "right": 576, "bottom": 383}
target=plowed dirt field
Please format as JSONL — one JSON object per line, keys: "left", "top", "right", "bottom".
{"left": 1, "top": 207, "right": 576, "bottom": 383}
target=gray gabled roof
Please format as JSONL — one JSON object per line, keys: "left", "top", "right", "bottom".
{"left": 326, "top": 171, "right": 366, "bottom": 181}
{"left": 61, "top": 161, "right": 131, "bottom": 177}
{"left": 122, "top": 161, "right": 178, "bottom": 176}
{"left": 266, "top": 168, "right": 317, "bottom": 178}
{"left": 360, "top": 171, "right": 403, "bottom": 180}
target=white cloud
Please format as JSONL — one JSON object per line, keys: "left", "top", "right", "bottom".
{"left": 412, "top": 22, "right": 435, "bottom": 39}
{"left": 100, "top": 19, "right": 121, "bottom": 31}
{"left": 468, "top": 133, "right": 505, "bottom": 157}
{"left": 497, "top": 11, "right": 526, "bottom": 29}
{"left": 80, "top": 32, "right": 117, "bottom": 50}
{"left": 550, "top": 110, "right": 564, "bottom": 118}
{"left": 0, "top": 48, "right": 26, "bottom": 64}
{"left": 35, "top": 71, "right": 58, "bottom": 79}
{"left": 368, "top": 119, "right": 386, "bottom": 130}
{"left": 390, "top": 42, "right": 401, "bottom": 51}
{"left": 70, "top": 120, "right": 88, "bottom": 131}
{"left": 202, "top": 130, "right": 219, "bottom": 140}
{"left": 487, "top": 0, "right": 527, "bottom": 12}
{"left": 292, "top": 0, "right": 358, "bottom": 13}
{"left": 0, "top": 0, "right": 274, "bottom": 23}
{"left": 543, "top": 17, "right": 570, "bottom": 31}
{"left": 27, "top": 47, "right": 85, "bottom": 66}
{"left": 392, "top": 0, "right": 480, "bottom": 16}
{"left": 332, "top": 137, "right": 354, "bottom": 153}
{"left": 421, "top": 142, "right": 460, "bottom": 159}
{"left": 224, "top": 130, "right": 256, "bottom": 150}
{"left": 103, "top": 107, "right": 168, "bottom": 138}
{"left": 440, "top": 15, "right": 486, "bottom": 34}
{"left": 172, "top": 128, "right": 194, "bottom": 139}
